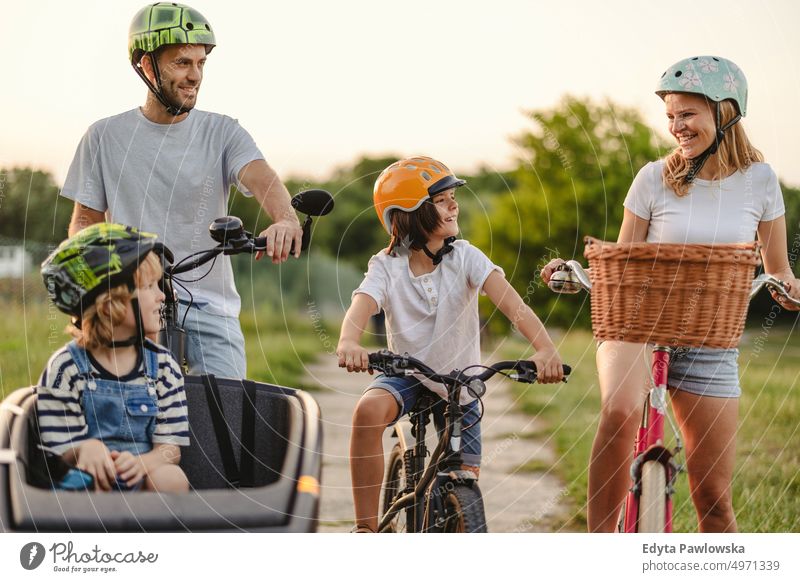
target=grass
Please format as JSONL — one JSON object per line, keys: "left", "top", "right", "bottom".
{"left": 0, "top": 281, "right": 329, "bottom": 399}
{"left": 496, "top": 327, "right": 800, "bottom": 533}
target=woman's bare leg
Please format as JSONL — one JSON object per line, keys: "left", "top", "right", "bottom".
{"left": 588, "top": 341, "right": 651, "bottom": 532}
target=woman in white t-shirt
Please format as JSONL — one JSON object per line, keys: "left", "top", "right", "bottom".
{"left": 337, "top": 156, "right": 565, "bottom": 533}
{"left": 542, "top": 57, "right": 800, "bottom": 532}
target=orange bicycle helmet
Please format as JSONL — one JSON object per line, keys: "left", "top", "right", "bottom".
{"left": 373, "top": 156, "right": 466, "bottom": 234}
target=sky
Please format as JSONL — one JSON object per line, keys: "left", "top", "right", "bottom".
{"left": 1, "top": 0, "right": 799, "bottom": 186}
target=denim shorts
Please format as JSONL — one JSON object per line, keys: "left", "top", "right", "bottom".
{"left": 178, "top": 301, "right": 247, "bottom": 379}
{"left": 668, "top": 347, "right": 741, "bottom": 398}
{"left": 366, "top": 375, "right": 482, "bottom": 466}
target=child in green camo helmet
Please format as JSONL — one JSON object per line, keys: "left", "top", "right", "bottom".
{"left": 37, "top": 223, "right": 190, "bottom": 492}
{"left": 542, "top": 56, "right": 800, "bottom": 532}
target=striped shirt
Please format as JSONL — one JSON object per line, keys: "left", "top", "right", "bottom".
{"left": 37, "top": 341, "right": 190, "bottom": 453}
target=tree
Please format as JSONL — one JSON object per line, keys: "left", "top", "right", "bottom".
{"left": 470, "top": 96, "right": 671, "bottom": 330}
{"left": 0, "top": 167, "right": 72, "bottom": 252}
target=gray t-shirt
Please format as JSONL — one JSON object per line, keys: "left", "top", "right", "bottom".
{"left": 623, "top": 160, "right": 785, "bottom": 244}
{"left": 61, "top": 108, "right": 264, "bottom": 317}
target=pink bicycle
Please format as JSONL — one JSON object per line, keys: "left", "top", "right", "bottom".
{"left": 549, "top": 257, "right": 798, "bottom": 533}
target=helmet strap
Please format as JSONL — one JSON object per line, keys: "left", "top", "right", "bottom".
{"left": 103, "top": 288, "right": 153, "bottom": 353}
{"left": 422, "top": 236, "right": 457, "bottom": 266}
{"left": 132, "top": 55, "right": 192, "bottom": 117}
{"left": 685, "top": 102, "right": 741, "bottom": 184}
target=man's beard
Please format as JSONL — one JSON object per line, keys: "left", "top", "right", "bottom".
{"left": 161, "top": 82, "right": 199, "bottom": 114}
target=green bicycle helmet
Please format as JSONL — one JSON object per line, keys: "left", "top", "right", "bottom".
{"left": 655, "top": 56, "right": 748, "bottom": 183}
{"left": 42, "top": 223, "right": 158, "bottom": 319}
{"left": 128, "top": 2, "right": 216, "bottom": 116}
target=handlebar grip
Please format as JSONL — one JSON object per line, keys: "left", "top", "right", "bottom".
{"left": 252, "top": 236, "right": 299, "bottom": 254}
{"left": 251, "top": 218, "right": 311, "bottom": 254}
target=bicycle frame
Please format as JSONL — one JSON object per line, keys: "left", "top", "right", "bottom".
{"left": 549, "top": 259, "right": 798, "bottom": 533}
{"left": 378, "top": 385, "right": 475, "bottom": 533}
{"left": 622, "top": 346, "right": 681, "bottom": 533}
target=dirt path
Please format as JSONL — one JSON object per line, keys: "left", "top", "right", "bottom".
{"left": 304, "top": 354, "right": 572, "bottom": 532}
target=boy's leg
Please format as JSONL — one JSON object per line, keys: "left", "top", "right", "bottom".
{"left": 179, "top": 302, "right": 247, "bottom": 379}
{"left": 350, "top": 382, "right": 407, "bottom": 532}
{"left": 350, "top": 389, "right": 399, "bottom": 532}
{"left": 144, "top": 464, "right": 190, "bottom": 493}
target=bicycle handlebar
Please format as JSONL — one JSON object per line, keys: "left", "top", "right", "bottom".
{"left": 367, "top": 350, "right": 572, "bottom": 388}
{"left": 165, "top": 190, "right": 333, "bottom": 277}
{"left": 548, "top": 262, "right": 799, "bottom": 307}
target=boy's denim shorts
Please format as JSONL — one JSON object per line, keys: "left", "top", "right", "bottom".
{"left": 667, "top": 347, "right": 740, "bottom": 398}
{"left": 365, "top": 374, "right": 482, "bottom": 466}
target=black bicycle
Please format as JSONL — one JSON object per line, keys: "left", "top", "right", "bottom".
{"left": 158, "top": 188, "right": 334, "bottom": 367}
{"left": 369, "top": 350, "right": 571, "bottom": 533}
{"left": 0, "top": 189, "right": 336, "bottom": 532}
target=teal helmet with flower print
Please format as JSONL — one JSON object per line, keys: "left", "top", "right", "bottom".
{"left": 655, "top": 56, "right": 747, "bottom": 116}
{"left": 655, "top": 56, "right": 748, "bottom": 183}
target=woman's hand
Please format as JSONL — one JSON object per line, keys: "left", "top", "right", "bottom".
{"left": 770, "top": 276, "right": 800, "bottom": 311}
{"left": 111, "top": 450, "right": 146, "bottom": 488}
{"left": 530, "top": 347, "right": 565, "bottom": 384}
{"left": 337, "top": 339, "right": 372, "bottom": 373}
{"left": 76, "top": 439, "right": 116, "bottom": 491}
{"left": 539, "top": 258, "right": 566, "bottom": 284}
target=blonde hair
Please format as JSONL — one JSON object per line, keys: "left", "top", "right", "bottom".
{"left": 663, "top": 99, "right": 764, "bottom": 197}
{"left": 69, "top": 252, "right": 162, "bottom": 350}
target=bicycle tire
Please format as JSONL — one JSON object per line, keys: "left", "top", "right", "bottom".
{"left": 442, "top": 484, "right": 487, "bottom": 533}
{"left": 638, "top": 460, "right": 667, "bottom": 533}
{"left": 380, "top": 444, "right": 408, "bottom": 532}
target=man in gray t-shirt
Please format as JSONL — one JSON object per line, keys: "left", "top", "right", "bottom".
{"left": 61, "top": 3, "right": 302, "bottom": 378}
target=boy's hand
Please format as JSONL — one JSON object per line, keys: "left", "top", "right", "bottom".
{"left": 540, "top": 258, "right": 566, "bottom": 284}
{"left": 111, "top": 450, "right": 146, "bottom": 488}
{"left": 76, "top": 439, "right": 116, "bottom": 491}
{"left": 530, "top": 347, "right": 564, "bottom": 384}
{"left": 337, "top": 339, "right": 372, "bottom": 373}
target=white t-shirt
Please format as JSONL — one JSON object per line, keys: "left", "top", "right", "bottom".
{"left": 623, "top": 161, "right": 785, "bottom": 243}
{"left": 354, "top": 240, "right": 503, "bottom": 403}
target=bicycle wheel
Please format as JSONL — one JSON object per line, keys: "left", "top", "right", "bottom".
{"left": 380, "top": 444, "right": 408, "bottom": 532}
{"left": 442, "top": 484, "right": 487, "bottom": 533}
{"left": 638, "top": 461, "right": 667, "bottom": 533}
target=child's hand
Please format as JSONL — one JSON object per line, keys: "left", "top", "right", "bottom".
{"left": 76, "top": 439, "right": 116, "bottom": 491}
{"left": 540, "top": 258, "right": 566, "bottom": 284}
{"left": 337, "top": 339, "right": 372, "bottom": 373}
{"left": 111, "top": 450, "right": 146, "bottom": 488}
{"left": 531, "top": 348, "right": 564, "bottom": 384}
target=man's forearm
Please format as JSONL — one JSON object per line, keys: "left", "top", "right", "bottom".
{"left": 68, "top": 203, "right": 105, "bottom": 236}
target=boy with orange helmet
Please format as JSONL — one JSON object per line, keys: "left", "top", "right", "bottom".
{"left": 337, "top": 156, "right": 564, "bottom": 532}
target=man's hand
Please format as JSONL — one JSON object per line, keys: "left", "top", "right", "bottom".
{"left": 75, "top": 439, "right": 116, "bottom": 491}
{"left": 255, "top": 219, "right": 303, "bottom": 263}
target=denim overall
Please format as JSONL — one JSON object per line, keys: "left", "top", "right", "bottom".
{"left": 66, "top": 341, "right": 159, "bottom": 457}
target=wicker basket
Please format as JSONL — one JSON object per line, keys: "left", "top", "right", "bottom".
{"left": 584, "top": 236, "right": 761, "bottom": 348}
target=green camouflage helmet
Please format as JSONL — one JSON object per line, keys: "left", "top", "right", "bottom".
{"left": 655, "top": 56, "right": 748, "bottom": 117}
{"left": 41, "top": 224, "right": 158, "bottom": 318}
{"left": 129, "top": 2, "right": 216, "bottom": 64}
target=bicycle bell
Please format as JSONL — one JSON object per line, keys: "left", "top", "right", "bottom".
{"left": 209, "top": 216, "right": 245, "bottom": 245}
